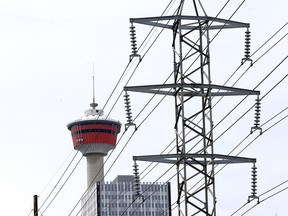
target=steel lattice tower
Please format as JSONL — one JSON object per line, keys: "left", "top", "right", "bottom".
{"left": 124, "top": 0, "right": 260, "bottom": 215}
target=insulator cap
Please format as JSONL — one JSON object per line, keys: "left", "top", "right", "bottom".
{"left": 133, "top": 161, "right": 142, "bottom": 198}
{"left": 241, "top": 29, "right": 253, "bottom": 65}
{"left": 251, "top": 96, "right": 262, "bottom": 134}
{"left": 248, "top": 163, "right": 259, "bottom": 203}
{"left": 129, "top": 23, "right": 141, "bottom": 61}
{"left": 124, "top": 91, "right": 137, "bottom": 130}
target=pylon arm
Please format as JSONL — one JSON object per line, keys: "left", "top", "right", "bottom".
{"left": 124, "top": 83, "right": 260, "bottom": 97}
{"left": 130, "top": 15, "right": 249, "bottom": 30}
{"left": 133, "top": 154, "right": 256, "bottom": 165}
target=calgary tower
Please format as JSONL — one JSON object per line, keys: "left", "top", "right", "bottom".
{"left": 67, "top": 77, "right": 121, "bottom": 188}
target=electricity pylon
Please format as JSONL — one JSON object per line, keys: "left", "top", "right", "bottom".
{"left": 125, "top": 0, "right": 259, "bottom": 215}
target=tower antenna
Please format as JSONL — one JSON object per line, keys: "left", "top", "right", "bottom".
{"left": 90, "top": 63, "right": 98, "bottom": 109}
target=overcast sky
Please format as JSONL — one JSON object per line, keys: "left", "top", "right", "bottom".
{"left": 0, "top": 0, "right": 288, "bottom": 215}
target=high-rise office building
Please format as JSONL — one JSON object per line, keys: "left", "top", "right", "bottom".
{"left": 81, "top": 175, "right": 171, "bottom": 216}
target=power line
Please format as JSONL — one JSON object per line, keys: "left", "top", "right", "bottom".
{"left": 38, "top": 150, "right": 81, "bottom": 212}
{"left": 41, "top": 151, "right": 84, "bottom": 214}
{"left": 232, "top": 178, "right": 288, "bottom": 215}
{"left": 36, "top": 2, "right": 288, "bottom": 216}
{"left": 121, "top": 13, "right": 288, "bottom": 216}
{"left": 100, "top": 4, "right": 286, "bottom": 213}
{"left": 213, "top": 55, "right": 288, "bottom": 145}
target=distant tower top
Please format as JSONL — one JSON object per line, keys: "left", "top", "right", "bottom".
{"left": 67, "top": 72, "right": 121, "bottom": 186}
{"left": 67, "top": 102, "right": 121, "bottom": 156}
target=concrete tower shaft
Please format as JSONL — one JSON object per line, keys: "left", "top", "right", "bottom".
{"left": 86, "top": 155, "right": 104, "bottom": 186}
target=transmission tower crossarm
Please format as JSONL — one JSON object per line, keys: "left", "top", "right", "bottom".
{"left": 130, "top": 15, "right": 249, "bottom": 30}
{"left": 133, "top": 154, "right": 256, "bottom": 165}
{"left": 124, "top": 83, "right": 260, "bottom": 97}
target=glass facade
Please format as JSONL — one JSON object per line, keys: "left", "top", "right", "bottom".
{"left": 81, "top": 176, "right": 171, "bottom": 216}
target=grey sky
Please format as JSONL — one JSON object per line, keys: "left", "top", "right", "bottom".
{"left": 0, "top": 0, "right": 287, "bottom": 215}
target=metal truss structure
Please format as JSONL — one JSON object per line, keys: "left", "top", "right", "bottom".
{"left": 125, "top": 1, "right": 260, "bottom": 215}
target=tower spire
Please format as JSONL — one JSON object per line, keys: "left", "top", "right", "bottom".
{"left": 90, "top": 63, "right": 98, "bottom": 109}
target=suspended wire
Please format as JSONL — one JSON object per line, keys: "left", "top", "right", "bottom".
{"left": 169, "top": 53, "right": 288, "bottom": 216}
{"left": 27, "top": 209, "right": 33, "bottom": 216}
{"left": 259, "top": 179, "right": 288, "bottom": 198}
{"left": 104, "top": 0, "right": 177, "bottom": 119}
{"left": 70, "top": 16, "right": 174, "bottom": 216}
{"left": 71, "top": 77, "right": 173, "bottom": 215}
{"left": 120, "top": 6, "right": 288, "bottom": 213}
{"left": 251, "top": 21, "right": 288, "bottom": 57}
{"left": 100, "top": 0, "right": 176, "bottom": 114}
{"left": 105, "top": 60, "right": 142, "bottom": 119}
{"left": 232, "top": 174, "right": 288, "bottom": 215}
{"left": 203, "top": 56, "right": 288, "bottom": 161}
{"left": 185, "top": 54, "right": 288, "bottom": 155}
{"left": 217, "top": 105, "right": 288, "bottom": 176}
{"left": 77, "top": 74, "right": 191, "bottom": 213}
{"left": 115, "top": 0, "right": 252, "bottom": 148}
{"left": 213, "top": 55, "right": 288, "bottom": 140}
{"left": 27, "top": 149, "right": 76, "bottom": 216}
{"left": 42, "top": 4, "right": 171, "bottom": 213}
{"left": 40, "top": 149, "right": 75, "bottom": 196}
{"left": 128, "top": 0, "right": 252, "bottom": 128}
{"left": 185, "top": 24, "right": 288, "bottom": 154}
{"left": 43, "top": 1, "right": 178, "bottom": 215}
{"left": 38, "top": 150, "right": 81, "bottom": 212}
{"left": 96, "top": 172, "right": 175, "bottom": 216}
{"left": 183, "top": 68, "right": 288, "bottom": 211}
{"left": 123, "top": 0, "right": 249, "bottom": 150}
{"left": 38, "top": 0, "right": 288, "bottom": 215}
{"left": 182, "top": 18, "right": 288, "bottom": 144}
{"left": 221, "top": 111, "right": 288, "bottom": 215}
{"left": 39, "top": 123, "right": 125, "bottom": 214}
{"left": 41, "top": 152, "right": 84, "bottom": 214}
{"left": 95, "top": 6, "right": 288, "bottom": 214}
{"left": 213, "top": 20, "right": 288, "bottom": 108}
{"left": 150, "top": 0, "right": 253, "bottom": 156}
{"left": 119, "top": 165, "right": 175, "bottom": 216}
{"left": 234, "top": 114, "right": 288, "bottom": 216}
{"left": 80, "top": 41, "right": 286, "bottom": 216}
{"left": 241, "top": 184, "right": 288, "bottom": 215}
{"left": 133, "top": 72, "right": 174, "bottom": 124}
{"left": 29, "top": 136, "right": 91, "bottom": 213}
{"left": 185, "top": 107, "right": 288, "bottom": 216}
{"left": 75, "top": 121, "right": 175, "bottom": 216}
{"left": 180, "top": 0, "right": 247, "bottom": 75}
{"left": 211, "top": 0, "right": 247, "bottom": 44}
{"left": 125, "top": 16, "right": 288, "bottom": 216}
{"left": 136, "top": 0, "right": 177, "bottom": 54}
{"left": 140, "top": 137, "right": 176, "bottom": 179}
